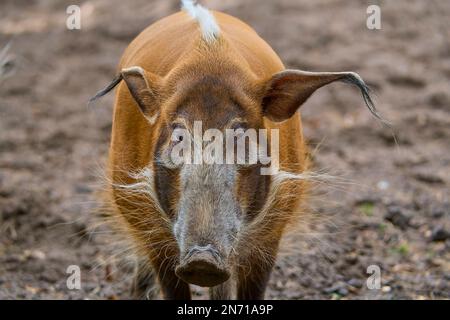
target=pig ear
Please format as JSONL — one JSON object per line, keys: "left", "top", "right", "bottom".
{"left": 88, "top": 66, "right": 161, "bottom": 124}
{"left": 120, "top": 66, "right": 161, "bottom": 124}
{"left": 261, "top": 69, "right": 384, "bottom": 123}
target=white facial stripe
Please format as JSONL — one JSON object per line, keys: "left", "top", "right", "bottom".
{"left": 145, "top": 111, "right": 159, "bottom": 125}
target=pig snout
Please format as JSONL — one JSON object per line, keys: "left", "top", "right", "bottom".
{"left": 175, "top": 245, "right": 230, "bottom": 287}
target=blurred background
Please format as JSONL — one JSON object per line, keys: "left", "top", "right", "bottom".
{"left": 0, "top": 0, "right": 448, "bottom": 299}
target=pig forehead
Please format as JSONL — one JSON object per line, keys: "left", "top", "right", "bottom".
{"left": 173, "top": 94, "right": 246, "bottom": 128}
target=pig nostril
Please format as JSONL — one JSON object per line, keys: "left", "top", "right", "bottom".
{"left": 186, "top": 245, "right": 220, "bottom": 260}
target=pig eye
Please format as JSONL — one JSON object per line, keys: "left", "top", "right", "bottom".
{"left": 172, "top": 130, "right": 184, "bottom": 143}
{"left": 171, "top": 123, "right": 186, "bottom": 143}
{"left": 230, "top": 121, "right": 248, "bottom": 131}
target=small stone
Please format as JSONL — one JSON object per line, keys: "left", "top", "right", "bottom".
{"left": 377, "top": 181, "right": 389, "bottom": 190}
{"left": 431, "top": 203, "right": 449, "bottom": 218}
{"left": 345, "top": 253, "right": 359, "bottom": 265}
{"left": 338, "top": 287, "right": 348, "bottom": 296}
{"left": 275, "top": 280, "right": 284, "bottom": 290}
{"left": 25, "top": 285, "right": 39, "bottom": 294}
{"left": 385, "top": 206, "right": 411, "bottom": 230}
{"left": 413, "top": 171, "right": 444, "bottom": 184}
{"left": 382, "top": 286, "right": 391, "bottom": 293}
{"left": 24, "top": 249, "right": 46, "bottom": 260}
{"left": 347, "top": 278, "right": 363, "bottom": 288}
{"left": 324, "top": 282, "right": 346, "bottom": 294}
{"left": 430, "top": 226, "right": 450, "bottom": 242}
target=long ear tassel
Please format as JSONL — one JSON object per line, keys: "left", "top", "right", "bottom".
{"left": 87, "top": 74, "right": 123, "bottom": 107}
{"left": 341, "top": 73, "right": 391, "bottom": 127}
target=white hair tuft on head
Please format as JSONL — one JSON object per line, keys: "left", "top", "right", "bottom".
{"left": 181, "top": 0, "right": 220, "bottom": 43}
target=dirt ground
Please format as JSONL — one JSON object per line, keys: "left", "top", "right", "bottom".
{"left": 0, "top": 0, "right": 449, "bottom": 299}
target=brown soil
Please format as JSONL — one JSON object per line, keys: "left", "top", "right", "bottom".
{"left": 0, "top": 0, "right": 449, "bottom": 299}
